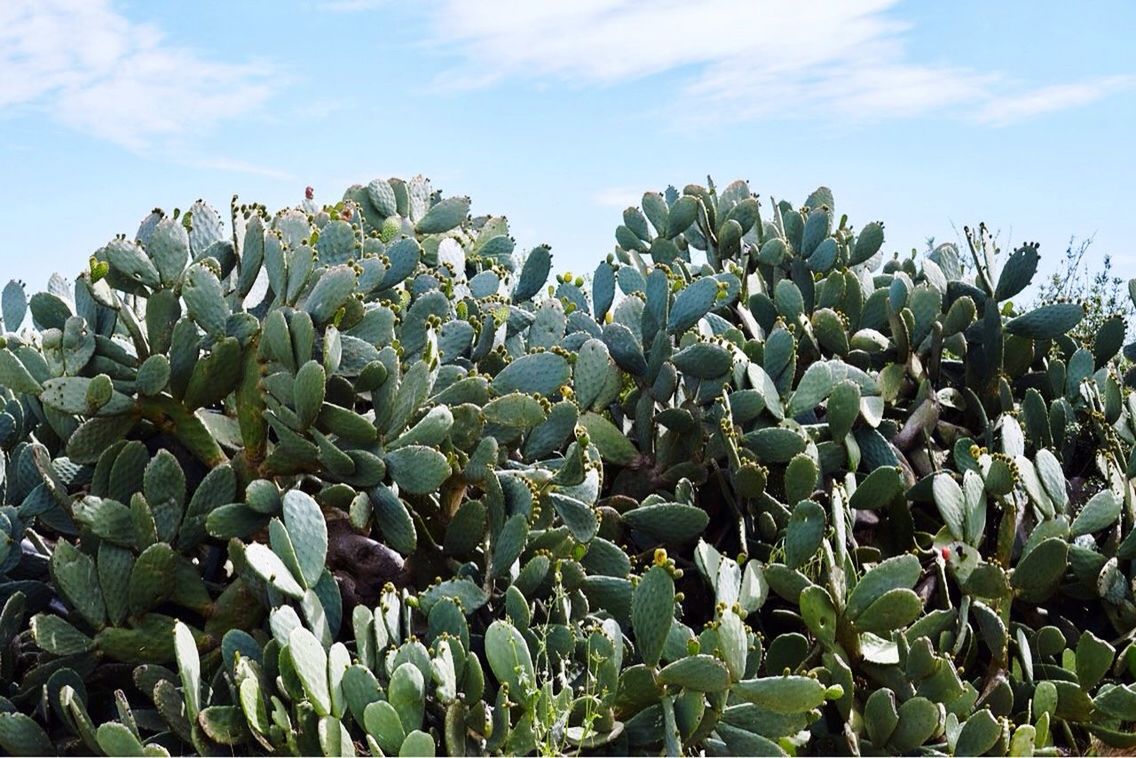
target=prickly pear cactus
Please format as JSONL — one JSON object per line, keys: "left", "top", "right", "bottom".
{"left": 0, "top": 176, "right": 1132, "bottom": 756}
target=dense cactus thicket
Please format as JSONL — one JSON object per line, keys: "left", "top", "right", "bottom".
{"left": 0, "top": 175, "right": 1133, "bottom": 756}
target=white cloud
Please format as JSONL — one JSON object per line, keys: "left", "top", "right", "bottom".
{"left": 975, "top": 76, "right": 1136, "bottom": 126}
{"left": 429, "top": 0, "right": 902, "bottom": 86}
{"left": 183, "top": 157, "right": 295, "bottom": 181}
{"left": 418, "top": 0, "right": 1129, "bottom": 126}
{"left": 0, "top": 0, "right": 275, "bottom": 150}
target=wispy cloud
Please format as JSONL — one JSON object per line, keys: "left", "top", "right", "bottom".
{"left": 975, "top": 75, "right": 1136, "bottom": 126}
{"left": 0, "top": 0, "right": 276, "bottom": 150}
{"left": 182, "top": 157, "right": 296, "bottom": 181}
{"left": 413, "top": 0, "right": 1129, "bottom": 126}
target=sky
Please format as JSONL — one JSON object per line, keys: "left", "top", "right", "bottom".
{"left": 1, "top": 0, "right": 1134, "bottom": 295}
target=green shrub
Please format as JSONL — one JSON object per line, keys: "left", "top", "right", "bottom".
{"left": 0, "top": 176, "right": 1132, "bottom": 756}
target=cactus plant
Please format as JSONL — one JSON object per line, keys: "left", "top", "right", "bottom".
{"left": 0, "top": 175, "right": 1131, "bottom": 756}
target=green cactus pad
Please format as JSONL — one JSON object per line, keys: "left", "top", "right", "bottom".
{"left": 513, "top": 245, "right": 551, "bottom": 302}
{"left": 41, "top": 376, "right": 134, "bottom": 416}
{"left": 668, "top": 278, "right": 718, "bottom": 334}
{"left": 416, "top": 195, "right": 470, "bottom": 235}
{"left": 389, "top": 661, "right": 426, "bottom": 734}
{"left": 672, "top": 341, "right": 733, "bottom": 379}
{"left": 93, "top": 721, "right": 149, "bottom": 757}
{"left": 0, "top": 349, "right": 43, "bottom": 395}
{"left": 282, "top": 490, "right": 329, "bottom": 588}
{"left": 854, "top": 588, "right": 923, "bottom": 635}
{"left": 364, "top": 700, "right": 406, "bottom": 755}
{"left": 849, "top": 466, "right": 904, "bottom": 511}
{"left": 886, "top": 700, "right": 940, "bottom": 754}
{"left": 484, "top": 619, "right": 535, "bottom": 695}
{"left": 658, "top": 655, "right": 730, "bottom": 693}
{"left": 846, "top": 554, "right": 921, "bottom": 620}
{"left": 128, "top": 542, "right": 177, "bottom": 614}
{"left": 182, "top": 263, "right": 230, "bottom": 337}
{"left": 287, "top": 626, "right": 332, "bottom": 716}
{"left": 483, "top": 392, "right": 547, "bottom": 429}
{"left": 197, "top": 705, "right": 252, "bottom": 746}
{"left": 744, "top": 427, "right": 807, "bottom": 463}
{"left": 1070, "top": 490, "right": 1122, "bottom": 536}
{"left": 305, "top": 265, "right": 359, "bottom": 325}
{"left": 622, "top": 503, "right": 709, "bottom": 544}
{"left": 490, "top": 513, "right": 528, "bottom": 579}
{"left": 632, "top": 566, "right": 675, "bottom": 668}
{"left": 1, "top": 280, "right": 27, "bottom": 331}
{"left": 491, "top": 351, "right": 570, "bottom": 396}
{"left": 733, "top": 675, "right": 830, "bottom": 714}
{"left": 546, "top": 493, "right": 599, "bottom": 543}
{"left": 602, "top": 322, "right": 648, "bottom": 376}
{"left": 30, "top": 613, "right": 95, "bottom": 656}
{"left": 50, "top": 540, "right": 106, "bottom": 628}
{"left": 932, "top": 473, "right": 967, "bottom": 542}
{"left": 293, "top": 360, "right": 327, "bottom": 429}
{"left": 1075, "top": 630, "right": 1115, "bottom": 689}
{"left": 384, "top": 445, "right": 451, "bottom": 495}
{"left": 1005, "top": 302, "right": 1084, "bottom": 339}
{"left": 579, "top": 412, "right": 637, "bottom": 466}
{"left": 369, "top": 485, "right": 417, "bottom": 555}
{"left": 785, "top": 500, "right": 826, "bottom": 569}
{"left": 1011, "top": 537, "right": 1068, "bottom": 600}
{"left": 243, "top": 543, "right": 305, "bottom": 598}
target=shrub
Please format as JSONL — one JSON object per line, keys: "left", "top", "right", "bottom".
{"left": 0, "top": 176, "right": 1132, "bottom": 756}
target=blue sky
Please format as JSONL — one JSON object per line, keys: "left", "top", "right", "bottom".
{"left": 2, "top": 0, "right": 1134, "bottom": 294}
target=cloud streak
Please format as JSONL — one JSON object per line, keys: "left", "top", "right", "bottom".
{"left": 975, "top": 75, "right": 1136, "bottom": 126}
{"left": 418, "top": 0, "right": 1130, "bottom": 126}
{"left": 182, "top": 157, "right": 296, "bottom": 181}
{"left": 0, "top": 0, "right": 275, "bottom": 150}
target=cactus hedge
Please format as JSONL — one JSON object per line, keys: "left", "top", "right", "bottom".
{"left": 0, "top": 175, "right": 1133, "bottom": 756}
